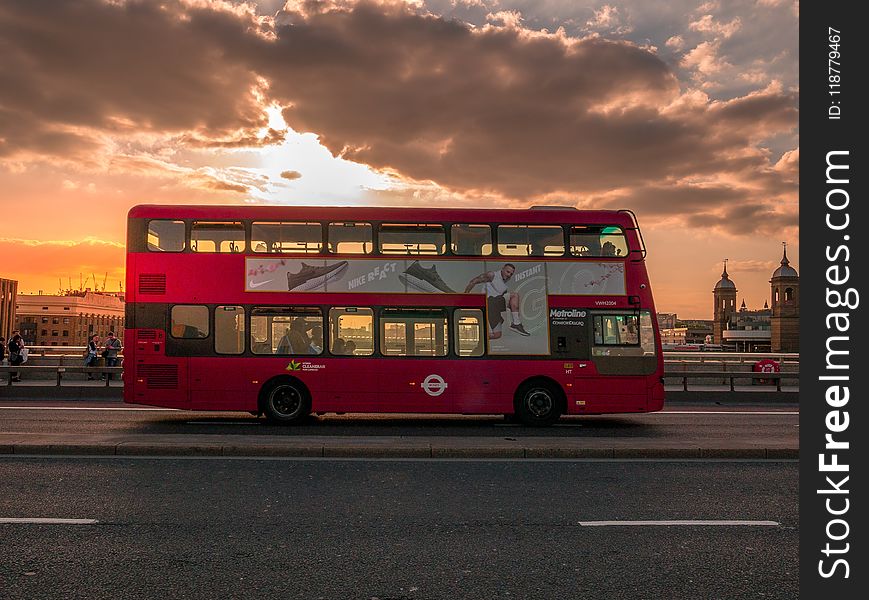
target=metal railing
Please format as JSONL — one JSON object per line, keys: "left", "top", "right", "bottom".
{"left": 1, "top": 365, "right": 123, "bottom": 387}
{"left": 663, "top": 351, "right": 799, "bottom": 364}
{"left": 667, "top": 370, "right": 798, "bottom": 392}
{"left": 3, "top": 345, "right": 123, "bottom": 361}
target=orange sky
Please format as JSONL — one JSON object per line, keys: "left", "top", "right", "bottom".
{"left": 0, "top": 0, "right": 798, "bottom": 318}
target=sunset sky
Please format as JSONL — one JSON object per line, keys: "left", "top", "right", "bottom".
{"left": 0, "top": 0, "right": 798, "bottom": 318}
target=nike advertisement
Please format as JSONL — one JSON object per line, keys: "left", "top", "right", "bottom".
{"left": 245, "top": 257, "right": 626, "bottom": 296}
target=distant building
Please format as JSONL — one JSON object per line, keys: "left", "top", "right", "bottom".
{"left": 14, "top": 290, "right": 124, "bottom": 347}
{"left": 1, "top": 277, "right": 18, "bottom": 342}
{"left": 677, "top": 319, "right": 714, "bottom": 345}
{"left": 723, "top": 299, "right": 772, "bottom": 352}
{"left": 769, "top": 246, "right": 800, "bottom": 352}
{"left": 656, "top": 312, "right": 678, "bottom": 330}
{"left": 659, "top": 327, "right": 687, "bottom": 346}
{"left": 712, "top": 262, "right": 738, "bottom": 345}
{"left": 658, "top": 315, "right": 713, "bottom": 348}
{"left": 711, "top": 245, "right": 799, "bottom": 352}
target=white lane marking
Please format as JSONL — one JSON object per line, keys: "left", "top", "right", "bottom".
{"left": 578, "top": 520, "right": 780, "bottom": 526}
{"left": 0, "top": 455, "right": 799, "bottom": 463}
{"left": 660, "top": 411, "right": 798, "bottom": 415}
{"left": 0, "top": 407, "right": 176, "bottom": 411}
{"left": 0, "top": 407, "right": 796, "bottom": 415}
{"left": 496, "top": 423, "right": 584, "bottom": 427}
{"left": 185, "top": 421, "right": 260, "bottom": 426}
{"left": 0, "top": 518, "right": 98, "bottom": 524}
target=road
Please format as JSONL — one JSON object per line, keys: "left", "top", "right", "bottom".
{"left": 0, "top": 457, "right": 797, "bottom": 600}
{"left": 0, "top": 399, "right": 796, "bottom": 437}
{"left": 0, "top": 400, "right": 798, "bottom": 458}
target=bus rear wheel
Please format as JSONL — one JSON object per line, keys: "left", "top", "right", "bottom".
{"left": 262, "top": 380, "right": 310, "bottom": 424}
{"left": 515, "top": 380, "right": 563, "bottom": 427}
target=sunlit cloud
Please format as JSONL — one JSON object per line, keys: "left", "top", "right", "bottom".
{"left": 0, "top": 0, "right": 798, "bottom": 315}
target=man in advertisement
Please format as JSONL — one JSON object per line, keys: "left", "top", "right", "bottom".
{"left": 464, "top": 263, "right": 530, "bottom": 339}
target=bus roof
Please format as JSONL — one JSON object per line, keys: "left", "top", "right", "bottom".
{"left": 128, "top": 204, "right": 638, "bottom": 226}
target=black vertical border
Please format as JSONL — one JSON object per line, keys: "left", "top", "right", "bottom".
{"left": 800, "top": 3, "right": 866, "bottom": 596}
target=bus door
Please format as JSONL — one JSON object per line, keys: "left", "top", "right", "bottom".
{"left": 578, "top": 312, "right": 650, "bottom": 413}
{"left": 375, "top": 309, "right": 456, "bottom": 413}
{"left": 323, "top": 308, "right": 380, "bottom": 411}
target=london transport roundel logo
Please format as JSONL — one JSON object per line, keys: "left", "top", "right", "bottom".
{"left": 421, "top": 374, "right": 448, "bottom": 396}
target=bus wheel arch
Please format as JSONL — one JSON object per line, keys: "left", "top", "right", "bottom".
{"left": 513, "top": 377, "right": 565, "bottom": 427}
{"left": 259, "top": 376, "right": 311, "bottom": 424}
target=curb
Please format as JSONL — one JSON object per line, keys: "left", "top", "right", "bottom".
{"left": 0, "top": 387, "right": 799, "bottom": 403}
{"left": 0, "top": 443, "right": 798, "bottom": 459}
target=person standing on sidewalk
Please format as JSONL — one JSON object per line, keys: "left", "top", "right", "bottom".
{"left": 8, "top": 332, "right": 25, "bottom": 382}
{"left": 102, "top": 332, "right": 122, "bottom": 381}
{"left": 0, "top": 336, "right": 5, "bottom": 366}
{"left": 84, "top": 334, "right": 100, "bottom": 380}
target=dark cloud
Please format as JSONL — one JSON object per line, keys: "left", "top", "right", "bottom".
{"left": 592, "top": 184, "right": 748, "bottom": 216}
{"left": 280, "top": 170, "right": 302, "bottom": 180}
{"left": 0, "top": 0, "right": 797, "bottom": 231}
{"left": 685, "top": 202, "right": 798, "bottom": 235}
{"left": 0, "top": 0, "right": 269, "bottom": 160}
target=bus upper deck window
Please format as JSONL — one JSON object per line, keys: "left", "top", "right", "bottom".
{"left": 379, "top": 224, "right": 445, "bottom": 255}
{"left": 451, "top": 224, "right": 492, "bottom": 256}
{"left": 191, "top": 221, "right": 246, "bottom": 253}
{"left": 570, "top": 226, "right": 628, "bottom": 257}
{"left": 147, "top": 220, "right": 185, "bottom": 252}
{"left": 497, "top": 225, "right": 564, "bottom": 256}
{"left": 252, "top": 222, "right": 322, "bottom": 254}
{"left": 328, "top": 222, "right": 373, "bottom": 254}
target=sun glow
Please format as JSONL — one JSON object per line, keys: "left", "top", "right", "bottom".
{"left": 250, "top": 129, "right": 396, "bottom": 204}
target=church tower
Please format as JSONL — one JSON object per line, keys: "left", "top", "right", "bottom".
{"left": 770, "top": 243, "right": 799, "bottom": 352}
{"left": 713, "top": 260, "right": 737, "bottom": 345}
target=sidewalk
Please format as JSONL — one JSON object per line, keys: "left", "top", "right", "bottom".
{"left": 0, "top": 379, "right": 122, "bottom": 399}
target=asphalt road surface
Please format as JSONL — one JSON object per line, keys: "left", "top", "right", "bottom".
{"left": 0, "top": 457, "right": 797, "bottom": 600}
{"left": 0, "top": 400, "right": 798, "bottom": 444}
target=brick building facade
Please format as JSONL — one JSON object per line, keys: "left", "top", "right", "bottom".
{"left": 14, "top": 291, "right": 124, "bottom": 347}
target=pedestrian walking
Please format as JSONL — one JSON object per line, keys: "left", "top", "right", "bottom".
{"left": 0, "top": 336, "right": 6, "bottom": 366}
{"left": 84, "top": 334, "right": 100, "bottom": 380}
{"left": 102, "top": 332, "right": 122, "bottom": 380}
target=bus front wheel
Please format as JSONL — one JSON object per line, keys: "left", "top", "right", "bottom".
{"left": 515, "top": 380, "right": 563, "bottom": 427}
{"left": 262, "top": 379, "right": 310, "bottom": 424}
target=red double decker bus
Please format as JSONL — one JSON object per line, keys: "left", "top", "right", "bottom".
{"left": 125, "top": 205, "right": 663, "bottom": 425}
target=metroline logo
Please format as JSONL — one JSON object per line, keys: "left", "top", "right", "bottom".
{"left": 549, "top": 309, "right": 586, "bottom": 318}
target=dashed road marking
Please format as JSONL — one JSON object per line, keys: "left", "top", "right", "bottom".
{"left": 578, "top": 520, "right": 780, "bottom": 526}
{"left": 0, "top": 518, "right": 98, "bottom": 524}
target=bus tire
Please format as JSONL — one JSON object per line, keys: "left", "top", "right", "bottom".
{"left": 261, "top": 378, "right": 311, "bottom": 424}
{"left": 514, "top": 379, "right": 564, "bottom": 427}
